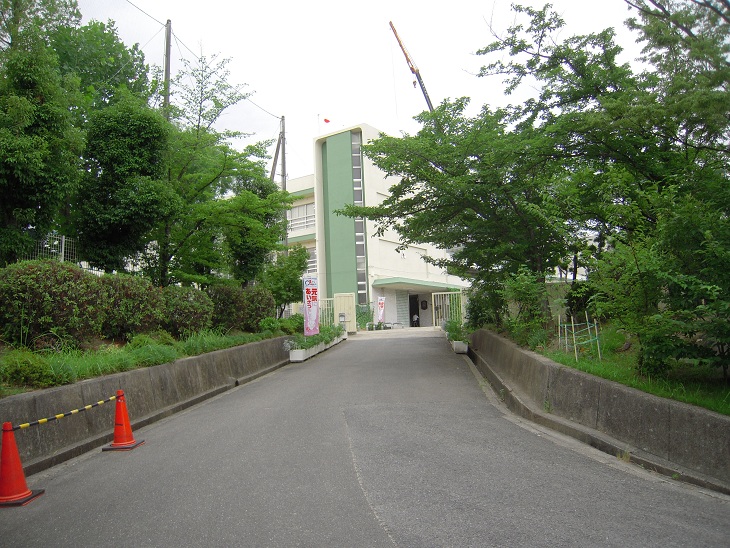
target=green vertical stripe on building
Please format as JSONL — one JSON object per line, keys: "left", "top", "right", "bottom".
{"left": 322, "top": 132, "right": 357, "bottom": 298}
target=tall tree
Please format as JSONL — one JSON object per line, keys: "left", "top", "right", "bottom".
{"left": 0, "top": 30, "right": 82, "bottom": 266}
{"left": 74, "top": 93, "right": 176, "bottom": 271}
{"left": 0, "top": 0, "right": 80, "bottom": 50}
{"left": 137, "top": 54, "right": 290, "bottom": 286}
{"left": 260, "top": 245, "right": 309, "bottom": 318}
{"left": 50, "top": 19, "right": 151, "bottom": 112}
{"left": 477, "top": 1, "right": 729, "bottom": 374}
{"left": 339, "top": 99, "right": 572, "bottom": 287}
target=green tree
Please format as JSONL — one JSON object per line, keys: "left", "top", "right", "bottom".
{"left": 73, "top": 93, "right": 176, "bottom": 271}
{"left": 260, "top": 245, "right": 309, "bottom": 318}
{"left": 0, "top": 0, "right": 80, "bottom": 50}
{"left": 50, "top": 19, "right": 151, "bottom": 111}
{"left": 138, "top": 54, "right": 290, "bottom": 287}
{"left": 340, "top": 98, "right": 570, "bottom": 289}
{"left": 477, "top": 1, "right": 729, "bottom": 374}
{"left": 0, "top": 31, "right": 83, "bottom": 266}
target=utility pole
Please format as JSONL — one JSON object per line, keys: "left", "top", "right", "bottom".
{"left": 270, "top": 115, "right": 286, "bottom": 192}
{"left": 269, "top": 117, "right": 289, "bottom": 250}
{"left": 280, "top": 116, "right": 286, "bottom": 193}
{"left": 163, "top": 19, "right": 172, "bottom": 120}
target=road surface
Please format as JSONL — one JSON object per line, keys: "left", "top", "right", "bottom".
{"left": 1, "top": 329, "right": 728, "bottom": 547}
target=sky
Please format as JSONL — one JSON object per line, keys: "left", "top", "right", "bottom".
{"left": 76, "top": 0, "right": 644, "bottom": 180}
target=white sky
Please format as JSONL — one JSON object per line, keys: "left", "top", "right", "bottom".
{"left": 76, "top": 1, "right": 643, "bottom": 179}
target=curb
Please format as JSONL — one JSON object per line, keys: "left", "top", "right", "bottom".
{"left": 466, "top": 349, "right": 730, "bottom": 496}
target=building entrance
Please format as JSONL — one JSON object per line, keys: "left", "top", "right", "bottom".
{"left": 409, "top": 294, "right": 420, "bottom": 327}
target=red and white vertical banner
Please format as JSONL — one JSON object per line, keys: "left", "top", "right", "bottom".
{"left": 377, "top": 297, "right": 386, "bottom": 323}
{"left": 303, "top": 276, "right": 320, "bottom": 336}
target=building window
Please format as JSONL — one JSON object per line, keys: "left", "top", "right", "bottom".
{"left": 352, "top": 131, "right": 368, "bottom": 305}
{"left": 287, "top": 203, "right": 315, "bottom": 231}
{"left": 307, "top": 247, "right": 317, "bottom": 274}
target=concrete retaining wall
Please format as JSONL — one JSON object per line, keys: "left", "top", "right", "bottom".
{"left": 0, "top": 337, "right": 289, "bottom": 476}
{"left": 469, "top": 329, "right": 730, "bottom": 492}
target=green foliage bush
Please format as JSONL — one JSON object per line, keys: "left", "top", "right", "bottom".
{"left": 283, "top": 323, "right": 344, "bottom": 350}
{"left": 240, "top": 284, "right": 275, "bottom": 332}
{"left": 128, "top": 330, "right": 176, "bottom": 349}
{"left": 258, "top": 316, "right": 280, "bottom": 334}
{"left": 501, "top": 267, "right": 550, "bottom": 349}
{"left": 356, "top": 304, "right": 373, "bottom": 330}
{"left": 465, "top": 280, "right": 504, "bottom": 329}
{"left": 279, "top": 313, "right": 304, "bottom": 335}
{"left": 0, "top": 260, "right": 107, "bottom": 348}
{"left": 161, "top": 285, "right": 213, "bottom": 337}
{"left": 206, "top": 284, "right": 247, "bottom": 331}
{"left": 444, "top": 319, "right": 470, "bottom": 342}
{"left": 0, "top": 349, "right": 72, "bottom": 388}
{"left": 101, "top": 273, "right": 163, "bottom": 340}
{"left": 564, "top": 281, "right": 598, "bottom": 319}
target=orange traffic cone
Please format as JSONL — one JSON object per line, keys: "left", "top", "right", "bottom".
{"left": 0, "top": 422, "right": 44, "bottom": 507}
{"left": 102, "top": 390, "right": 144, "bottom": 451}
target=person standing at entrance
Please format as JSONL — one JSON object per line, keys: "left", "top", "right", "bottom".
{"left": 412, "top": 313, "right": 420, "bottom": 327}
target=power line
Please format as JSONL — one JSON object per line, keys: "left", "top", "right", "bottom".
{"left": 123, "top": 0, "right": 282, "bottom": 122}
{"left": 123, "top": 0, "right": 165, "bottom": 27}
{"left": 247, "top": 98, "right": 281, "bottom": 120}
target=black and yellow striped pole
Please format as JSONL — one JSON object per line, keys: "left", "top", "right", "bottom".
{"left": 12, "top": 395, "right": 118, "bottom": 431}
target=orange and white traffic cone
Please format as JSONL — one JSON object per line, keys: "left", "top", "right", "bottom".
{"left": 102, "top": 390, "right": 144, "bottom": 451}
{"left": 0, "top": 422, "right": 44, "bottom": 507}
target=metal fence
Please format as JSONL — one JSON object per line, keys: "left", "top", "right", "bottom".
{"left": 23, "top": 233, "right": 77, "bottom": 263}
{"left": 20, "top": 233, "right": 104, "bottom": 276}
{"left": 319, "top": 298, "right": 334, "bottom": 327}
{"left": 431, "top": 291, "right": 465, "bottom": 328}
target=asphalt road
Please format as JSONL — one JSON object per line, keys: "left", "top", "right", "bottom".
{"left": 1, "top": 329, "right": 728, "bottom": 547}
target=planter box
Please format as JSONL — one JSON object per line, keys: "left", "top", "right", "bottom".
{"left": 288, "top": 335, "right": 346, "bottom": 363}
{"left": 289, "top": 349, "right": 307, "bottom": 362}
{"left": 451, "top": 340, "right": 469, "bottom": 354}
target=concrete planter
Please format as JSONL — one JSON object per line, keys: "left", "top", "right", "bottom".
{"left": 451, "top": 340, "right": 469, "bottom": 354}
{"left": 288, "top": 336, "right": 345, "bottom": 363}
{"left": 289, "top": 349, "right": 307, "bottom": 362}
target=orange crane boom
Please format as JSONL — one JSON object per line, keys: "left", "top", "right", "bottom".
{"left": 389, "top": 21, "right": 434, "bottom": 112}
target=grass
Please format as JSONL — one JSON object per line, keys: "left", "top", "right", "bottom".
{"left": 0, "top": 329, "right": 274, "bottom": 398}
{"left": 540, "top": 324, "right": 730, "bottom": 416}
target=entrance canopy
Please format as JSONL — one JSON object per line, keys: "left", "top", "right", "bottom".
{"left": 371, "top": 277, "right": 465, "bottom": 294}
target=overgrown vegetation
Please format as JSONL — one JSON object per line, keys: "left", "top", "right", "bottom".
{"left": 541, "top": 324, "right": 730, "bottom": 416}
{"left": 282, "top": 323, "right": 345, "bottom": 351}
{"left": 0, "top": 261, "right": 305, "bottom": 397}
{"left": 0, "top": 329, "right": 274, "bottom": 396}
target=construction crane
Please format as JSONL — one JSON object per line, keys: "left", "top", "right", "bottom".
{"left": 389, "top": 21, "right": 434, "bottom": 113}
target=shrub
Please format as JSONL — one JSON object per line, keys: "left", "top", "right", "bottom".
{"left": 500, "top": 267, "right": 550, "bottom": 348}
{"left": 101, "top": 274, "right": 164, "bottom": 340}
{"left": 465, "top": 280, "right": 504, "bottom": 329}
{"left": 206, "top": 284, "right": 246, "bottom": 331}
{"left": 0, "top": 349, "right": 69, "bottom": 388}
{"left": 444, "top": 319, "right": 470, "bottom": 342}
{"left": 279, "top": 313, "right": 304, "bottom": 335}
{"left": 240, "top": 284, "right": 275, "bottom": 332}
{"left": 128, "top": 330, "right": 176, "bottom": 349}
{"left": 259, "top": 316, "right": 280, "bottom": 334}
{"left": 564, "top": 281, "right": 600, "bottom": 320}
{"left": 0, "top": 260, "right": 107, "bottom": 348}
{"left": 161, "top": 285, "right": 213, "bottom": 338}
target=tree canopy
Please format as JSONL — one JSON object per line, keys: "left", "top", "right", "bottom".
{"left": 0, "top": 3, "right": 290, "bottom": 286}
{"left": 342, "top": 0, "right": 729, "bottom": 375}
{"left": 0, "top": 28, "right": 82, "bottom": 266}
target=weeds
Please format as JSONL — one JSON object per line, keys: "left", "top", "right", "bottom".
{"left": 0, "top": 329, "right": 280, "bottom": 396}
{"left": 541, "top": 324, "right": 730, "bottom": 416}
